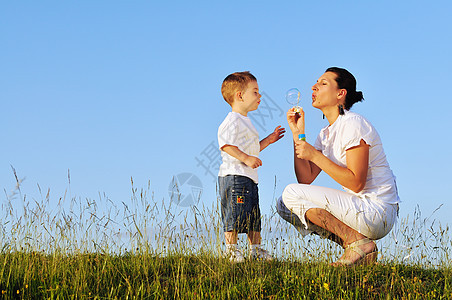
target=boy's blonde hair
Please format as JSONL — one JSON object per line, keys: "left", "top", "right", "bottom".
{"left": 221, "top": 71, "right": 257, "bottom": 105}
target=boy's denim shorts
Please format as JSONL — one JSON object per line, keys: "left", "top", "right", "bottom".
{"left": 218, "top": 175, "right": 261, "bottom": 233}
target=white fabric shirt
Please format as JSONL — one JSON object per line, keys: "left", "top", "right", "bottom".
{"left": 218, "top": 112, "right": 260, "bottom": 183}
{"left": 314, "top": 111, "right": 400, "bottom": 204}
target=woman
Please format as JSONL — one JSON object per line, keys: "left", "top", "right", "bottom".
{"left": 277, "top": 67, "right": 400, "bottom": 266}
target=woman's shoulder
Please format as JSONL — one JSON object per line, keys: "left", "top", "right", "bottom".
{"left": 340, "top": 111, "right": 381, "bottom": 145}
{"left": 343, "top": 111, "right": 364, "bottom": 121}
{"left": 342, "top": 111, "right": 373, "bottom": 128}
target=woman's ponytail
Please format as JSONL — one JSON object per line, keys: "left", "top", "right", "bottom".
{"left": 326, "top": 67, "right": 364, "bottom": 110}
{"left": 345, "top": 90, "right": 364, "bottom": 110}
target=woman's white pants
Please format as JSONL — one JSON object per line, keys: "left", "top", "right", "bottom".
{"left": 277, "top": 183, "right": 398, "bottom": 240}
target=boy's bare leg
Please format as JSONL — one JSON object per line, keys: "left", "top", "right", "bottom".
{"left": 247, "top": 231, "right": 261, "bottom": 245}
{"left": 225, "top": 230, "right": 238, "bottom": 244}
{"left": 224, "top": 230, "right": 245, "bottom": 262}
{"left": 247, "top": 231, "right": 273, "bottom": 260}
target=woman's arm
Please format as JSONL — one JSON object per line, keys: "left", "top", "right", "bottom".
{"left": 293, "top": 142, "right": 322, "bottom": 184}
{"left": 295, "top": 139, "right": 369, "bottom": 193}
{"left": 286, "top": 108, "right": 322, "bottom": 183}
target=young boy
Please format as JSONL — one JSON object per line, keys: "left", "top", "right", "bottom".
{"left": 218, "top": 71, "right": 285, "bottom": 262}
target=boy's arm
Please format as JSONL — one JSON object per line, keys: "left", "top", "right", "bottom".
{"left": 260, "top": 125, "right": 285, "bottom": 151}
{"left": 221, "top": 145, "right": 262, "bottom": 169}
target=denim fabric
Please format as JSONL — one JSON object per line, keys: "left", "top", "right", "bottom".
{"left": 218, "top": 175, "right": 261, "bottom": 233}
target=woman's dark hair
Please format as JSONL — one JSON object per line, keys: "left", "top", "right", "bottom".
{"left": 326, "top": 67, "right": 364, "bottom": 110}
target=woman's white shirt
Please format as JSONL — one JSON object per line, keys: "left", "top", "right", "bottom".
{"left": 314, "top": 111, "right": 400, "bottom": 204}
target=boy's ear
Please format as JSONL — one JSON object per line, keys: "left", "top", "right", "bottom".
{"left": 234, "top": 90, "right": 243, "bottom": 101}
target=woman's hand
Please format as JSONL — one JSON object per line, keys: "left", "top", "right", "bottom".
{"left": 294, "top": 140, "right": 317, "bottom": 162}
{"left": 287, "top": 108, "right": 305, "bottom": 139}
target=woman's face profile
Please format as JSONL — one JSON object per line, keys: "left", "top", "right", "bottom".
{"left": 311, "top": 72, "right": 340, "bottom": 109}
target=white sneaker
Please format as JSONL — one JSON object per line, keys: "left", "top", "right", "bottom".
{"left": 225, "top": 248, "right": 245, "bottom": 263}
{"left": 252, "top": 247, "right": 274, "bottom": 261}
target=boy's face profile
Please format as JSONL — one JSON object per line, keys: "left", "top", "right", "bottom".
{"left": 236, "top": 80, "right": 261, "bottom": 113}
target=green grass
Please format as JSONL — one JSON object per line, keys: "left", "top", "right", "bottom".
{"left": 1, "top": 252, "right": 451, "bottom": 299}
{"left": 1, "top": 174, "right": 451, "bottom": 299}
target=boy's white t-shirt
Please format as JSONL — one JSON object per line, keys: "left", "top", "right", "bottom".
{"left": 314, "top": 111, "right": 400, "bottom": 204}
{"left": 218, "top": 112, "right": 260, "bottom": 183}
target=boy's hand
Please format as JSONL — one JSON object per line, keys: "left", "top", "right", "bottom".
{"left": 244, "top": 155, "right": 262, "bottom": 169}
{"left": 260, "top": 125, "right": 285, "bottom": 152}
{"left": 266, "top": 126, "right": 286, "bottom": 144}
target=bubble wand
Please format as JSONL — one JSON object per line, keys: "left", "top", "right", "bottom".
{"left": 286, "top": 88, "right": 305, "bottom": 141}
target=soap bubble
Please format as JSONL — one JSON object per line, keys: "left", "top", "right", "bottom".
{"left": 286, "top": 88, "right": 300, "bottom": 106}
{"left": 286, "top": 88, "right": 301, "bottom": 112}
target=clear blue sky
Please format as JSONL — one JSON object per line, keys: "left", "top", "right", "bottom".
{"left": 1, "top": 1, "right": 451, "bottom": 228}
